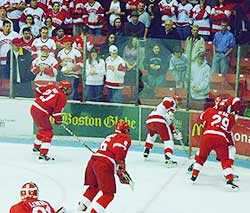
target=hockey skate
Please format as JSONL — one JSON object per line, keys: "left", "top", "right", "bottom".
{"left": 164, "top": 155, "right": 177, "bottom": 167}
{"left": 187, "top": 163, "right": 194, "bottom": 173}
{"left": 143, "top": 147, "right": 150, "bottom": 159}
{"left": 77, "top": 200, "right": 87, "bottom": 212}
{"left": 38, "top": 154, "right": 55, "bottom": 162}
{"left": 226, "top": 180, "right": 239, "bottom": 191}
{"left": 190, "top": 175, "right": 197, "bottom": 183}
{"left": 32, "top": 147, "right": 40, "bottom": 155}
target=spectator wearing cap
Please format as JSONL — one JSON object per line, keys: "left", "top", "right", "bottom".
{"left": 31, "top": 45, "right": 59, "bottom": 86}
{"left": 85, "top": 48, "right": 106, "bottom": 101}
{"left": 57, "top": 36, "right": 83, "bottom": 100}
{"left": 5, "top": 0, "right": 26, "bottom": 32}
{"left": 190, "top": 51, "right": 211, "bottom": 109}
{"left": 0, "top": 6, "right": 13, "bottom": 31}
{"left": 20, "top": 27, "right": 35, "bottom": 53}
{"left": 105, "top": 44, "right": 126, "bottom": 103}
{"left": 184, "top": 24, "right": 205, "bottom": 62}
{"left": 82, "top": 0, "right": 105, "bottom": 36}
{"left": 0, "top": 20, "right": 18, "bottom": 79}
{"left": 125, "top": 10, "right": 145, "bottom": 38}
{"left": 31, "top": 26, "right": 56, "bottom": 59}
{"left": 211, "top": 19, "right": 235, "bottom": 74}
{"left": 6, "top": 37, "right": 34, "bottom": 97}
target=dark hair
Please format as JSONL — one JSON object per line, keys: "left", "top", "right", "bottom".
{"left": 26, "top": 14, "right": 35, "bottom": 25}
{"left": 22, "top": 27, "right": 31, "bottom": 34}
{"left": 89, "top": 48, "right": 100, "bottom": 64}
{"left": 216, "top": 0, "right": 227, "bottom": 6}
{"left": 3, "top": 19, "right": 11, "bottom": 26}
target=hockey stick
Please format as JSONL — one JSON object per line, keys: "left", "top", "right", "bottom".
{"left": 61, "top": 124, "right": 95, "bottom": 154}
{"left": 175, "top": 129, "right": 191, "bottom": 158}
{"left": 56, "top": 207, "right": 64, "bottom": 213}
{"left": 123, "top": 172, "right": 135, "bottom": 191}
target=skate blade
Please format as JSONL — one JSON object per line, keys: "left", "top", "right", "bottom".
{"left": 164, "top": 162, "right": 178, "bottom": 168}
{"left": 225, "top": 184, "right": 240, "bottom": 192}
{"left": 37, "top": 158, "right": 55, "bottom": 164}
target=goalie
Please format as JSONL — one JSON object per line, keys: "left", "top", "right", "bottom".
{"left": 77, "top": 121, "right": 132, "bottom": 212}
{"left": 143, "top": 95, "right": 183, "bottom": 166}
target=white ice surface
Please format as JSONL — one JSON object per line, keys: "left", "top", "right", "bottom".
{"left": 1, "top": 142, "right": 250, "bottom": 213}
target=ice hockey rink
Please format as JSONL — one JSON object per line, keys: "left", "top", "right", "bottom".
{"left": 1, "top": 137, "right": 250, "bottom": 213}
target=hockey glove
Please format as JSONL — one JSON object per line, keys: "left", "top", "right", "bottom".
{"left": 117, "top": 171, "right": 131, "bottom": 185}
{"left": 173, "top": 132, "right": 183, "bottom": 140}
{"left": 54, "top": 116, "right": 63, "bottom": 125}
{"left": 116, "top": 160, "right": 129, "bottom": 184}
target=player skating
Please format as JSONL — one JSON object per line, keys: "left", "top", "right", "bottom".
{"left": 190, "top": 97, "right": 241, "bottom": 191}
{"left": 10, "top": 182, "right": 65, "bottom": 213}
{"left": 77, "top": 121, "right": 132, "bottom": 212}
{"left": 143, "top": 95, "right": 183, "bottom": 166}
{"left": 30, "top": 80, "right": 72, "bottom": 162}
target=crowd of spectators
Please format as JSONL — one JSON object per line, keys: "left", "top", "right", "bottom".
{"left": 0, "top": 0, "right": 249, "bottom": 112}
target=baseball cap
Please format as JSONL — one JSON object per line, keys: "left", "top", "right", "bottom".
{"left": 63, "top": 36, "right": 73, "bottom": 43}
{"left": 12, "top": 38, "right": 23, "bottom": 47}
{"left": 131, "top": 10, "right": 140, "bottom": 17}
{"left": 40, "top": 45, "right": 49, "bottom": 52}
{"left": 109, "top": 45, "right": 118, "bottom": 53}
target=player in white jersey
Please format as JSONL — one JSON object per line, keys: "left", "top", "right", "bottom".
{"left": 143, "top": 95, "right": 183, "bottom": 166}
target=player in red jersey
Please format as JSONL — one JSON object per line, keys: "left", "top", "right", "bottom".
{"left": 30, "top": 80, "right": 72, "bottom": 162}
{"left": 143, "top": 95, "right": 183, "bottom": 166}
{"left": 77, "top": 121, "right": 132, "bottom": 213}
{"left": 190, "top": 97, "right": 241, "bottom": 191}
{"left": 10, "top": 182, "right": 65, "bottom": 213}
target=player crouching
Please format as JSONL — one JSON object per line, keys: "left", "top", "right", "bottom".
{"left": 189, "top": 97, "right": 240, "bottom": 191}
{"left": 143, "top": 95, "right": 183, "bottom": 166}
{"left": 77, "top": 121, "right": 132, "bottom": 213}
{"left": 30, "top": 80, "right": 72, "bottom": 162}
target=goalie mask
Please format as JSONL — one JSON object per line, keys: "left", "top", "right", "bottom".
{"left": 115, "top": 121, "right": 130, "bottom": 134}
{"left": 20, "top": 182, "right": 39, "bottom": 200}
{"left": 57, "top": 80, "right": 72, "bottom": 95}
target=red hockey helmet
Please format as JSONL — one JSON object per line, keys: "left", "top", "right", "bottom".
{"left": 57, "top": 80, "right": 72, "bottom": 95}
{"left": 20, "top": 182, "right": 39, "bottom": 200}
{"left": 115, "top": 121, "right": 130, "bottom": 133}
{"left": 172, "top": 95, "right": 182, "bottom": 105}
{"left": 217, "top": 99, "right": 228, "bottom": 111}
{"left": 213, "top": 96, "right": 222, "bottom": 109}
